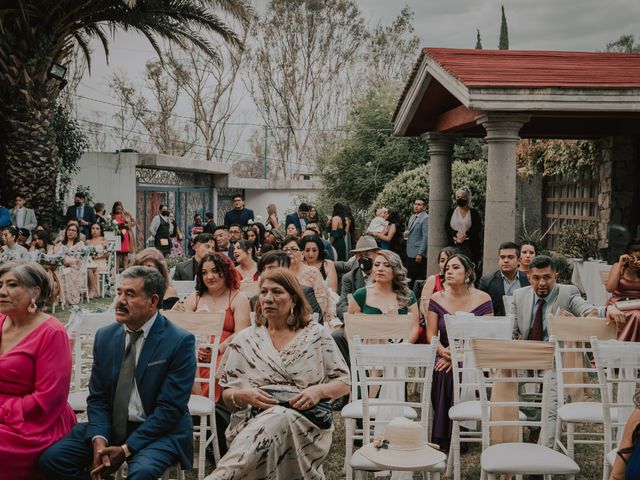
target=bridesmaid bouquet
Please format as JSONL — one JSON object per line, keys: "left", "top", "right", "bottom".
{"left": 37, "top": 252, "right": 64, "bottom": 267}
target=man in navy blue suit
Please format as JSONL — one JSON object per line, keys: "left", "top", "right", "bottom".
{"left": 40, "top": 266, "right": 196, "bottom": 480}
{"left": 285, "top": 203, "right": 310, "bottom": 234}
{"left": 64, "top": 191, "right": 96, "bottom": 239}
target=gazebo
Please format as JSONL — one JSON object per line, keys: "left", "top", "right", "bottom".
{"left": 393, "top": 48, "right": 640, "bottom": 275}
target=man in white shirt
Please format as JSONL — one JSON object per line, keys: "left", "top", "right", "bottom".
{"left": 40, "top": 266, "right": 196, "bottom": 479}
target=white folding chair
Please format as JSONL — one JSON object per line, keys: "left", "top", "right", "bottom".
{"left": 79, "top": 251, "right": 91, "bottom": 303}
{"left": 173, "top": 280, "right": 196, "bottom": 300}
{"left": 341, "top": 313, "right": 415, "bottom": 480}
{"left": 548, "top": 315, "right": 618, "bottom": 464}
{"left": 591, "top": 338, "right": 640, "bottom": 480}
{"left": 115, "top": 462, "right": 184, "bottom": 480}
{"left": 444, "top": 315, "right": 514, "bottom": 480}
{"left": 67, "top": 311, "right": 117, "bottom": 412}
{"left": 349, "top": 338, "right": 443, "bottom": 480}
{"left": 472, "top": 338, "right": 580, "bottom": 480}
{"left": 98, "top": 251, "right": 116, "bottom": 298}
{"left": 162, "top": 311, "right": 224, "bottom": 480}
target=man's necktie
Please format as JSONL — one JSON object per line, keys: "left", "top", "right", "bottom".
{"left": 528, "top": 298, "right": 545, "bottom": 341}
{"left": 76, "top": 206, "right": 82, "bottom": 220}
{"left": 112, "top": 330, "right": 143, "bottom": 444}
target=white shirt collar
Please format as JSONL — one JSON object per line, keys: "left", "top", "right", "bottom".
{"left": 124, "top": 311, "right": 158, "bottom": 339}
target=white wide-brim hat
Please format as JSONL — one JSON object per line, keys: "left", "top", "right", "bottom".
{"left": 360, "top": 417, "right": 446, "bottom": 470}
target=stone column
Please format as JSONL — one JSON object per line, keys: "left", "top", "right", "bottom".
{"left": 476, "top": 114, "right": 530, "bottom": 276}
{"left": 423, "top": 132, "right": 455, "bottom": 276}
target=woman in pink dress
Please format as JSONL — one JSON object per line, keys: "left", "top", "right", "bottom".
{"left": 606, "top": 238, "right": 640, "bottom": 341}
{"left": 0, "top": 261, "right": 76, "bottom": 479}
{"left": 111, "top": 201, "right": 136, "bottom": 272}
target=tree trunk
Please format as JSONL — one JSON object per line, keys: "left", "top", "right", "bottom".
{"left": 0, "top": 92, "right": 60, "bottom": 229}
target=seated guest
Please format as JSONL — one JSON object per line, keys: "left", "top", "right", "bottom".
{"left": 610, "top": 394, "right": 640, "bottom": 479}
{"left": 417, "top": 246, "right": 459, "bottom": 343}
{"left": 228, "top": 224, "right": 243, "bottom": 246}
{"left": 336, "top": 236, "right": 379, "bottom": 321}
{"left": 132, "top": 248, "right": 180, "bottom": 310}
{"left": 2, "top": 226, "right": 29, "bottom": 260}
{"left": 427, "top": 253, "right": 493, "bottom": 450}
{"left": 212, "top": 226, "right": 236, "bottom": 261}
{"left": 173, "top": 233, "right": 216, "bottom": 281}
{"left": 511, "top": 255, "right": 626, "bottom": 341}
{"left": 243, "top": 226, "right": 261, "bottom": 254}
{"left": 302, "top": 223, "right": 335, "bottom": 261}
{"left": 54, "top": 219, "right": 86, "bottom": 244}
{"left": 348, "top": 249, "right": 420, "bottom": 343}
{"left": 518, "top": 242, "right": 537, "bottom": 273}
{"left": 40, "top": 267, "right": 196, "bottom": 480}
{"left": 16, "top": 228, "right": 30, "bottom": 248}
{"left": 301, "top": 235, "right": 338, "bottom": 292}
{"left": 234, "top": 239, "right": 258, "bottom": 281}
{"left": 285, "top": 202, "right": 310, "bottom": 234}
{"left": 0, "top": 261, "right": 76, "bottom": 480}
{"left": 286, "top": 223, "right": 301, "bottom": 238}
{"left": 172, "top": 253, "right": 250, "bottom": 400}
{"left": 263, "top": 228, "right": 283, "bottom": 251}
{"left": 28, "top": 231, "right": 61, "bottom": 303}
{"left": 206, "top": 268, "right": 349, "bottom": 480}
{"left": 283, "top": 236, "right": 332, "bottom": 325}
{"left": 606, "top": 239, "right": 640, "bottom": 341}
{"left": 478, "top": 241, "right": 529, "bottom": 316}
{"left": 254, "top": 250, "right": 323, "bottom": 319}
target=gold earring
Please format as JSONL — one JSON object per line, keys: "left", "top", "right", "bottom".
{"left": 28, "top": 300, "right": 37, "bottom": 313}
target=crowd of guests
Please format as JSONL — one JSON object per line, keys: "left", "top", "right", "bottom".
{"left": 1, "top": 189, "right": 640, "bottom": 480}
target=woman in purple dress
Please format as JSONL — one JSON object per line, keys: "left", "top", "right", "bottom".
{"left": 426, "top": 253, "right": 493, "bottom": 450}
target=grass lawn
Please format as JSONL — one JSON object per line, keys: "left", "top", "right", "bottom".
{"left": 58, "top": 298, "right": 606, "bottom": 479}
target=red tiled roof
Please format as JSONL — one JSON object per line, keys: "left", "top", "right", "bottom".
{"left": 424, "top": 48, "right": 640, "bottom": 88}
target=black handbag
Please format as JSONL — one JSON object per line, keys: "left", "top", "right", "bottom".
{"left": 250, "top": 388, "right": 333, "bottom": 430}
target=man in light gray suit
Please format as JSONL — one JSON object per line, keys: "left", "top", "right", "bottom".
{"left": 405, "top": 197, "right": 428, "bottom": 288}
{"left": 510, "top": 255, "right": 626, "bottom": 446}
{"left": 11, "top": 194, "right": 37, "bottom": 234}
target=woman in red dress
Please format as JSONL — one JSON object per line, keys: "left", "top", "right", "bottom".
{"left": 0, "top": 261, "right": 76, "bottom": 479}
{"left": 111, "top": 201, "right": 136, "bottom": 272}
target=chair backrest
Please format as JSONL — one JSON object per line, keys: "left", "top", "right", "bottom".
{"left": 70, "top": 311, "right": 117, "bottom": 391}
{"left": 445, "top": 315, "right": 514, "bottom": 404}
{"left": 548, "top": 316, "right": 618, "bottom": 407}
{"left": 591, "top": 338, "right": 640, "bottom": 452}
{"left": 471, "top": 338, "right": 556, "bottom": 448}
{"left": 161, "top": 311, "right": 225, "bottom": 400}
{"left": 173, "top": 280, "right": 196, "bottom": 299}
{"left": 344, "top": 313, "right": 415, "bottom": 400}
{"left": 352, "top": 337, "right": 439, "bottom": 444}
{"left": 599, "top": 269, "right": 610, "bottom": 287}
{"left": 239, "top": 280, "right": 259, "bottom": 299}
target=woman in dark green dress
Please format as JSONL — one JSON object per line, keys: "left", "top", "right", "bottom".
{"left": 329, "top": 203, "right": 348, "bottom": 261}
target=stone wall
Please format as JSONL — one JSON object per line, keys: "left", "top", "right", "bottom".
{"left": 515, "top": 174, "right": 544, "bottom": 242}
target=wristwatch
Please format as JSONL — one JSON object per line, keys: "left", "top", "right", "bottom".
{"left": 121, "top": 443, "right": 133, "bottom": 459}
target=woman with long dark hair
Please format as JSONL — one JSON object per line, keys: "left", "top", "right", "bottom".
{"left": 329, "top": 203, "right": 348, "bottom": 261}
{"left": 371, "top": 208, "right": 404, "bottom": 256}
{"left": 606, "top": 238, "right": 640, "bottom": 341}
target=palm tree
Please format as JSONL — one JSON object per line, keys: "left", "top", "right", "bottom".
{"left": 0, "top": 0, "right": 252, "bottom": 226}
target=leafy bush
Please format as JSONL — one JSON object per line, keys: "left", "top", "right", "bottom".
{"left": 557, "top": 222, "right": 599, "bottom": 260}
{"left": 370, "top": 159, "right": 487, "bottom": 223}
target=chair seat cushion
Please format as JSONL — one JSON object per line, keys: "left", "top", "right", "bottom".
{"left": 557, "top": 401, "right": 614, "bottom": 423}
{"left": 350, "top": 448, "right": 446, "bottom": 472}
{"left": 341, "top": 400, "right": 417, "bottom": 419}
{"left": 606, "top": 448, "right": 618, "bottom": 467}
{"left": 449, "top": 401, "right": 527, "bottom": 421}
{"left": 189, "top": 395, "right": 215, "bottom": 415}
{"left": 481, "top": 443, "right": 579, "bottom": 474}
{"left": 68, "top": 390, "right": 88, "bottom": 412}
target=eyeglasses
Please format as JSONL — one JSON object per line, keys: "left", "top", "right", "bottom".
{"left": 283, "top": 247, "right": 300, "bottom": 253}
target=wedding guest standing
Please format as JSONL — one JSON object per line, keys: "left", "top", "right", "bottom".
{"left": 266, "top": 203, "right": 279, "bottom": 230}
{"left": 112, "top": 201, "right": 136, "bottom": 271}
{"left": 86, "top": 223, "right": 109, "bottom": 300}
{"left": 0, "top": 261, "right": 76, "bottom": 479}
{"left": 11, "top": 194, "right": 37, "bottom": 235}
{"left": 445, "top": 187, "right": 482, "bottom": 268}
{"left": 329, "top": 203, "right": 348, "bottom": 261}
{"left": 63, "top": 192, "right": 95, "bottom": 239}
{"left": 149, "top": 205, "right": 171, "bottom": 257}
{"left": 406, "top": 197, "right": 429, "bottom": 287}
{"left": 518, "top": 242, "right": 537, "bottom": 274}
{"left": 224, "top": 194, "right": 254, "bottom": 227}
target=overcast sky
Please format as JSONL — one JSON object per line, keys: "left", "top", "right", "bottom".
{"left": 76, "top": 0, "right": 640, "bottom": 151}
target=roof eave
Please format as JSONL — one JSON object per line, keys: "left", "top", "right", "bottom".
{"left": 467, "top": 87, "right": 640, "bottom": 112}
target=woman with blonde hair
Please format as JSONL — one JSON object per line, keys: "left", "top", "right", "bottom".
{"left": 207, "top": 268, "right": 349, "bottom": 480}
{"left": 266, "top": 203, "right": 279, "bottom": 230}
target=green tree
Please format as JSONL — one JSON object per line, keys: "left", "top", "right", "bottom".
{"left": 475, "top": 29, "right": 483, "bottom": 49}
{"left": 370, "top": 159, "right": 487, "bottom": 223}
{"left": 499, "top": 5, "right": 509, "bottom": 50}
{"left": 0, "top": 0, "right": 251, "bottom": 226}
{"left": 318, "top": 84, "right": 426, "bottom": 214}
{"left": 605, "top": 34, "right": 640, "bottom": 52}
